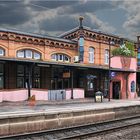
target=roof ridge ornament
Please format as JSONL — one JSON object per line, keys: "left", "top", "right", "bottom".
{"left": 79, "top": 16, "right": 84, "bottom": 29}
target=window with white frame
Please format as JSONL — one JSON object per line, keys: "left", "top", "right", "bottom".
{"left": 17, "top": 49, "right": 41, "bottom": 60}
{"left": 51, "top": 54, "right": 70, "bottom": 62}
{"left": 89, "top": 47, "right": 94, "bottom": 63}
{"left": 0, "top": 48, "right": 4, "bottom": 56}
{"left": 34, "top": 52, "right": 41, "bottom": 60}
{"left": 17, "top": 50, "right": 24, "bottom": 58}
{"left": 64, "top": 55, "right": 69, "bottom": 62}
{"left": 51, "top": 54, "right": 56, "bottom": 61}
{"left": 105, "top": 49, "right": 109, "bottom": 64}
{"left": 58, "top": 54, "right": 63, "bottom": 61}
{"left": 25, "top": 50, "right": 32, "bottom": 58}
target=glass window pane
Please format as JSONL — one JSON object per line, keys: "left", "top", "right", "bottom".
{"left": 58, "top": 54, "right": 63, "bottom": 61}
{"left": 34, "top": 67, "right": 40, "bottom": 77}
{"left": 138, "top": 53, "right": 140, "bottom": 59}
{"left": 33, "top": 78, "right": 40, "bottom": 88}
{"left": 131, "top": 81, "right": 135, "bottom": 92}
{"left": 34, "top": 52, "right": 41, "bottom": 60}
{"left": 0, "top": 49, "right": 4, "bottom": 56}
{"left": 64, "top": 79, "right": 69, "bottom": 88}
{"left": 25, "top": 66, "right": 29, "bottom": 76}
{"left": 105, "top": 50, "right": 109, "bottom": 64}
{"left": 89, "top": 47, "right": 94, "bottom": 63}
{"left": 87, "top": 80, "right": 93, "bottom": 90}
{"left": 51, "top": 54, "right": 56, "bottom": 60}
{"left": 25, "top": 50, "right": 32, "bottom": 58}
{"left": 89, "top": 47, "right": 93, "bottom": 52}
{"left": 17, "top": 65, "right": 24, "bottom": 76}
{"left": 51, "top": 54, "right": 70, "bottom": 62}
{"left": 17, "top": 50, "right": 24, "bottom": 58}
{"left": 17, "top": 77, "right": 24, "bottom": 88}
{"left": 0, "top": 76, "right": 4, "bottom": 88}
{"left": 79, "top": 37, "right": 84, "bottom": 46}
{"left": 0, "top": 64, "right": 3, "bottom": 75}
{"left": 64, "top": 56, "right": 69, "bottom": 62}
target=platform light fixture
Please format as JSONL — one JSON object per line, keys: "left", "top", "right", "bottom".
{"left": 108, "top": 38, "right": 115, "bottom": 102}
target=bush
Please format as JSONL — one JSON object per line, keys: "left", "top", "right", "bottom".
{"left": 112, "top": 41, "right": 136, "bottom": 57}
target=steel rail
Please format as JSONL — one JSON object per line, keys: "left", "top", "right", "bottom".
{"left": 60, "top": 119, "right": 140, "bottom": 140}
{"left": 0, "top": 114, "right": 140, "bottom": 140}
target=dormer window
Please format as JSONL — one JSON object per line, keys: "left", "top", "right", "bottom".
{"left": 17, "top": 49, "right": 41, "bottom": 60}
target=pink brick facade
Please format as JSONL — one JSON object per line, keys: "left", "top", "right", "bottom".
{"left": 110, "top": 56, "right": 137, "bottom": 99}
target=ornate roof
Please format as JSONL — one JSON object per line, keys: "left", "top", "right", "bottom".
{"left": 0, "top": 28, "right": 77, "bottom": 44}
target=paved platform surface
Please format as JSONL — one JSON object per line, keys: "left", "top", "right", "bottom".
{"left": 0, "top": 98, "right": 140, "bottom": 116}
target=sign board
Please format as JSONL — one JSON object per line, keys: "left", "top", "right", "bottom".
{"left": 111, "top": 72, "right": 116, "bottom": 78}
{"left": 63, "top": 72, "right": 70, "bottom": 78}
{"left": 87, "top": 74, "right": 97, "bottom": 80}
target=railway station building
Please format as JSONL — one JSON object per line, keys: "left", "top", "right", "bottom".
{"left": 0, "top": 17, "right": 138, "bottom": 102}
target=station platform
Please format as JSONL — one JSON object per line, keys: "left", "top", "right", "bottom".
{"left": 0, "top": 98, "right": 140, "bottom": 137}
{"left": 0, "top": 98, "right": 140, "bottom": 115}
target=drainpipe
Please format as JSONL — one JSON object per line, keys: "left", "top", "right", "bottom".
{"left": 108, "top": 39, "right": 111, "bottom": 101}
{"left": 126, "top": 73, "right": 129, "bottom": 99}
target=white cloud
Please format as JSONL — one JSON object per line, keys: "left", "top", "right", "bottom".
{"left": 86, "top": 13, "right": 116, "bottom": 33}
{"left": 122, "top": 0, "right": 140, "bottom": 39}
{"left": 18, "top": 7, "right": 60, "bottom": 34}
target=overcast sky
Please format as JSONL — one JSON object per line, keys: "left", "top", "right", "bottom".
{"left": 0, "top": 0, "right": 140, "bottom": 41}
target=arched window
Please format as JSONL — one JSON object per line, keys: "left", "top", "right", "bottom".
{"left": 131, "top": 81, "right": 135, "bottom": 92}
{"left": 89, "top": 47, "right": 94, "bottom": 63}
{"left": 0, "top": 48, "right": 5, "bottom": 56}
{"left": 105, "top": 49, "right": 109, "bottom": 64}
{"left": 51, "top": 53, "right": 71, "bottom": 62}
{"left": 17, "top": 49, "right": 41, "bottom": 60}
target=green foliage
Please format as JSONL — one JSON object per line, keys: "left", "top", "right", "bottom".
{"left": 112, "top": 41, "right": 136, "bottom": 57}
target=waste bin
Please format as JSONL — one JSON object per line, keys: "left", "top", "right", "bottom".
{"left": 95, "top": 91, "right": 103, "bottom": 102}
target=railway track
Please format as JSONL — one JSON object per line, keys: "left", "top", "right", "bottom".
{"left": 1, "top": 115, "right": 140, "bottom": 140}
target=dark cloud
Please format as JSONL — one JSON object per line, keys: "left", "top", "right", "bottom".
{"left": 0, "top": 0, "right": 116, "bottom": 27}
{"left": 40, "top": 15, "right": 78, "bottom": 31}
{"left": 58, "top": 1, "right": 116, "bottom": 15}
{"left": 0, "top": 0, "right": 124, "bottom": 39}
{"left": 30, "top": 0, "right": 79, "bottom": 10}
{"left": 40, "top": 14, "right": 105, "bottom": 32}
{"left": 0, "top": 1, "right": 32, "bottom": 25}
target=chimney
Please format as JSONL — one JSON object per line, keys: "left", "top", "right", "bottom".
{"left": 79, "top": 16, "right": 84, "bottom": 29}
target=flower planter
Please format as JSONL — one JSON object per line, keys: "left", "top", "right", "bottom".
{"left": 120, "top": 57, "right": 131, "bottom": 69}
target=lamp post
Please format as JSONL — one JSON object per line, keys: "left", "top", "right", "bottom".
{"left": 28, "top": 64, "right": 32, "bottom": 99}
{"left": 108, "top": 39, "right": 111, "bottom": 101}
{"left": 71, "top": 69, "right": 74, "bottom": 99}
